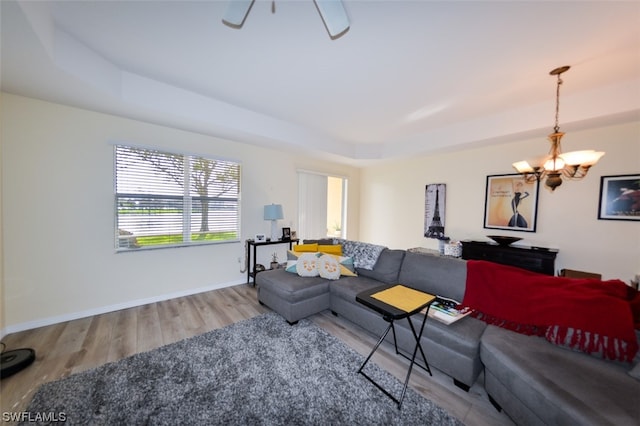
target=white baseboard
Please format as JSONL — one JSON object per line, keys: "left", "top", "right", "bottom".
{"left": 1, "top": 279, "right": 246, "bottom": 336}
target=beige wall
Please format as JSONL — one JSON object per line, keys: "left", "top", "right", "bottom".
{"left": 0, "top": 93, "right": 360, "bottom": 332}
{"left": 326, "top": 176, "right": 344, "bottom": 237}
{"left": 359, "top": 120, "right": 640, "bottom": 281}
{"left": 2, "top": 91, "right": 638, "bottom": 333}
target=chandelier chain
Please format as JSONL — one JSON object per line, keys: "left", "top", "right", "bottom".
{"left": 554, "top": 74, "right": 563, "bottom": 133}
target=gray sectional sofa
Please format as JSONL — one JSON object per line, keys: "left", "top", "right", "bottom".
{"left": 256, "top": 242, "right": 640, "bottom": 425}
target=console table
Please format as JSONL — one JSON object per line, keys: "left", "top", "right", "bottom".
{"left": 246, "top": 238, "right": 299, "bottom": 285}
{"left": 461, "top": 241, "right": 558, "bottom": 275}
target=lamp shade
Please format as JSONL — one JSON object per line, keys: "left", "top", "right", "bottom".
{"left": 264, "top": 204, "right": 284, "bottom": 221}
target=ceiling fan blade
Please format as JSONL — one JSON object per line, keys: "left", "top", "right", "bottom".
{"left": 222, "top": 0, "right": 255, "bottom": 28}
{"left": 314, "top": 0, "right": 350, "bottom": 39}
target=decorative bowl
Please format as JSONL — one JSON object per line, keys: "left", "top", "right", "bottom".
{"left": 487, "top": 235, "right": 523, "bottom": 246}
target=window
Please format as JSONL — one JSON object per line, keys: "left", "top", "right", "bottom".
{"left": 297, "top": 171, "right": 347, "bottom": 240}
{"left": 115, "top": 145, "right": 240, "bottom": 250}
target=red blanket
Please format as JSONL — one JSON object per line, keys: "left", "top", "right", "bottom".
{"left": 462, "top": 260, "right": 638, "bottom": 362}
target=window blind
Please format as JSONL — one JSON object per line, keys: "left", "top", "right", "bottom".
{"left": 115, "top": 145, "right": 240, "bottom": 250}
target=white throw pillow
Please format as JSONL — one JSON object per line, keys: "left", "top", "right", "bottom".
{"left": 318, "top": 254, "right": 341, "bottom": 280}
{"left": 296, "top": 253, "right": 319, "bottom": 277}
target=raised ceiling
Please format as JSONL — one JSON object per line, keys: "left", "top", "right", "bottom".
{"left": 2, "top": 0, "right": 639, "bottom": 165}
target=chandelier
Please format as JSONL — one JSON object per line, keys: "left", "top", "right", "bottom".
{"left": 512, "top": 66, "right": 605, "bottom": 191}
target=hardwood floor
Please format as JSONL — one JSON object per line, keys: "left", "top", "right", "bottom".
{"left": 0, "top": 285, "right": 513, "bottom": 425}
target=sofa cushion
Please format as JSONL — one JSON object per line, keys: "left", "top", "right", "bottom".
{"left": 302, "top": 238, "right": 335, "bottom": 245}
{"left": 258, "top": 269, "right": 329, "bottom": 303}
{"left": 329, "top": 275, "right": 386, "bottom": 302}
{"left": 356, "top": 249, "right": 405, "bottom": 284}
{"left": 397, "top": 251, "right": 467, "bottom": 301}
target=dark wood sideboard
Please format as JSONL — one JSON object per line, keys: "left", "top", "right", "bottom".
{"left": 461, "top": 241, "right": 558, "bottom": 275}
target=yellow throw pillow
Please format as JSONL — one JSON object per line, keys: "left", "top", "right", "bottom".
{"left": 293, "top": 243, "right": 318, "bottom": 252}
{"left": 318, "top": 244, "right": 342, "bottom": 255}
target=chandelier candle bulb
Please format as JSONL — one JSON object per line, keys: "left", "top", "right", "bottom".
{"left": 512, "top": 161, "right": 534, "bottom": 173}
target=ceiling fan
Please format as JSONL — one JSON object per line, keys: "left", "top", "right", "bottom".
{"left": 222, "top": 0, "right": 350, "bottom": 39}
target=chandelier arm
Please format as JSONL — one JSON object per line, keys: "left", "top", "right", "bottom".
{"left": 521, "top": 170, "right": 544, "bottom": 184}
{"left": 560, "top": 166, "right": 578, "bottom": 179}
{"left": 561, "top": 165, "right": 591, "bottom": 180}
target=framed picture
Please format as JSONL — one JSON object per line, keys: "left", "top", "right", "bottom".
{"left": 424, "top": 183, "right": 446, "bottom": 239}
{"left": 484, "top": 174, "right": 539, "bottom": 232}
{"left": 598, "top": 174, "right": 640, "bottom": 221}
{"left": 255, "top": 233, "right": 266, "bottom": 242}
{"left": 282, "top": 227, "right": 291, "bottom": 240}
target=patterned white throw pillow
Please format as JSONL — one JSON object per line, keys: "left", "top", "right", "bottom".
{"left": 318, "top": 254, "right": 341, "bottom": 280}
{"left": 296, "top": 253, "right": 319, "bottom": 277}
{"left": 334, "top": 239, "right": 386, "bottom": 270}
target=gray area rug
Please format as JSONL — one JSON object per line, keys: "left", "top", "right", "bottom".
{"left": 25, "top": 312, "right": 463, "bottom": 425}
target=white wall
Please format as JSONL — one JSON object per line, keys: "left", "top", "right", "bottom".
{"left": 0, "top": 93, "right": 360, "bottom": 331}
{"left": 359, "top": 120, "right": 640, "bottom": 282}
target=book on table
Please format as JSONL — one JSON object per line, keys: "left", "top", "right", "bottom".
{"left": 423, "top": 295, "right": 473, "bottom": 325}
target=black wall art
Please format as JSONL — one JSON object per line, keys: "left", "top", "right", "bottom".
{"left": 424, "top": 183, "right": 446, "bottom": 239}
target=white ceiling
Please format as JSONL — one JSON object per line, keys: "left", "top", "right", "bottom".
{"left": 2, "top": 0, "right": 639, "bottom": 165}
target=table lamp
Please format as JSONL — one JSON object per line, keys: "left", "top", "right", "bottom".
{"left": 264, "top": 204, "right": 284, "bottom": 241}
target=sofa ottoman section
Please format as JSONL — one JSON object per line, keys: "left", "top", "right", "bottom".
{"left": 481, "top": 325, "right": 640, "bottom": 426}
{"left": 257, "top": 269, "right": 330, "bottom": 324}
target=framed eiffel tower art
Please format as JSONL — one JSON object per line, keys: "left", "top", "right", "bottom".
{"left": 424, "top": 183, "right": 446, "bottom": 239}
